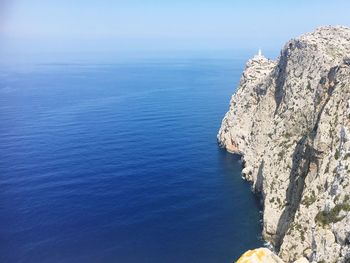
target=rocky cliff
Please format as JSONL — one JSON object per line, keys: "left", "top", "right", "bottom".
{"left": 218, "top": 26, "right": 350, "bottom": 263}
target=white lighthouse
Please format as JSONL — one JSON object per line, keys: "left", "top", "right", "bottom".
{"left": 254, "top": 48, "right": 264, "bottom": 60}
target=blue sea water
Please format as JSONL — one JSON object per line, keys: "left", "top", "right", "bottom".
{"left": 0, "top": 55, "right": 263, "bottom": 263}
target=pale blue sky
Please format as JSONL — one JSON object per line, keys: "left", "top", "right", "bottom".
{"left": 1, "top": 0, "right": 350, "bottom": 55}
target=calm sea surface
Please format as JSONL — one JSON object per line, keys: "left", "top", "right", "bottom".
{"left": 0, "top": 55, "right": 263, "bottom": 263}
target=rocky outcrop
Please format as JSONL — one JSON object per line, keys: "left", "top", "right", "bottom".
{"left": 236, "top": 248, "right": 284, "bottom": 263}
{"left": 236, "top": 248, "right": 308, "bottom": 263}
{"left": 218, "top": 26, "right": 350, "bottom": 262}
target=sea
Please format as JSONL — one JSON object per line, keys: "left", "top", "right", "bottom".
{"left": 0, "top": 52, "right": 263, "bottom": 263}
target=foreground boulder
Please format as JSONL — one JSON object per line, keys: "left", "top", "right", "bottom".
{"left": 236, "top": 248, "right": 308, "bottom": 263}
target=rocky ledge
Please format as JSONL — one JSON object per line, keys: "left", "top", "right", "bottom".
{"left": 236, "top": 248, "right": 308, "bottom": 263}
{"left": 218, "top": 26, "right": 350, "bottom": 262}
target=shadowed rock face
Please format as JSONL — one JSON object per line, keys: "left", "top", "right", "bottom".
{"left": 218, "top": 26, "right": 350, "bottom": 263}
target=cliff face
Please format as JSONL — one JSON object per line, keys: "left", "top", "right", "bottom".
{"left": 218, "top": 26, "right": 350, "bottom": 263}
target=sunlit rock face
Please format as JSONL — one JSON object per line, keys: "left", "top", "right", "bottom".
{"left": 219, "top": 26, "right": 350, "bottom": 262}
{"left": 236, "top": 248, "right": 283, "bottom": 263}
{"left": 236, "top": 248, "right": 309, "bottom": 263}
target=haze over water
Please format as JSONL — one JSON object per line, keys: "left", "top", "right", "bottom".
{"left": 0, "top": 54, "right": 263, "bottom": 263}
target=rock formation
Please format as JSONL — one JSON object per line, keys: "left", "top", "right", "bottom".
{"left": 218, "top": 26, "right": 350, "bottom": 262}
{"left": 236, "top": 248, "right": 308, "bottom": 263}
{"left": 236, "top": 248, "right": 284, "bottom": 263}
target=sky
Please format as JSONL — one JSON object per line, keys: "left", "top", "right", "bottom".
{"left": 1, "top": 0, "right": 350, "bottom": 58}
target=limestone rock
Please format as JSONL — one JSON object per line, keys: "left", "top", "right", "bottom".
{"left": 236, "top": 248, "right": 284, "bottom": 263}
{"left": 293, "top": 258, "right": 309, "bottom": 263}
{"left": 219, "top": 26, "right": 350, "bottom": 262}
{"left": 235, "top": 248, "right": 309, "bottom": 263}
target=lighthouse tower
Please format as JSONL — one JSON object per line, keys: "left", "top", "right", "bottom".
{"left": 254, "top": 48, "right": 264, "bottom": 60}
{"left": 255, "top": 48, "right": 264, "bottom": 60}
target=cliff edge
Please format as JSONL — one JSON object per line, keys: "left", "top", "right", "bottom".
{"left": 218, "top": 26, "right": 350, "bottom": 262}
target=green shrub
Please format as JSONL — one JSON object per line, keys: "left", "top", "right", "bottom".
{"left": 315, "top": 202, "right": 350, "bottom": 226}
{"left": 335, "top": 149, "right": 340, "bottom": 160}
{"left": 302, "top": 190, "right": 317, "bottom": 207}
{"left": 284, "top": 132, "right": 292, "bottom": 139}
{"left": 344, "top": 153, "right": 350, "bottom": 160}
